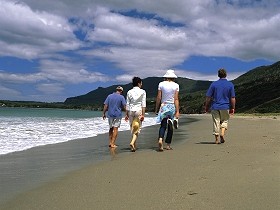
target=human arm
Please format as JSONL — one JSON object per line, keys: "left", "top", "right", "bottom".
{"left": 140, "top": 91, "right": 146, "bottom": 121}
{"left": 155, "top": 90, "right": 162, "bottom": 114}
{"left": 174, "top": 91, "right": 180, "bottom": 118}
{"left": 204, "top": 96, "right": 212, "bottom": 113}
{"left": 229, "top": 97, "right": 236, "bottom": 115}
{"left": 102, "top": 104, "right": 108, "bottom": 120}
{"left": 125, "top": 94, "right": 130, "bottom": 121}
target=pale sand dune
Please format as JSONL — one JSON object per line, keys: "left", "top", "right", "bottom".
{"left": 1, "top": 115, "right": 279, "bottom": 210}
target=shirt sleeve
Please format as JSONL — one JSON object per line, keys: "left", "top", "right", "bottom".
{"left": 126, "top": 92, "right": 130, "bottom": 110}
{"left": 176, "top": 83, "right": 179, "bottom": 92}
{"left": 142, "top": 90, "right": 146, "bottom": 108}
{"left": 206, "top": 83, "right": 214, "bottom": 97}
{"left": 122, "top": 96, "right": 126, "bottom": 107}
{"left": 104, "top": 96, "right": 109, "bottom": 105}
{"left": 158, "top": 82, "right": 162, "bottom": 90}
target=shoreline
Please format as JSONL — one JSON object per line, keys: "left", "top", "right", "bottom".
{"left": 0, "top": 116, "right": 193, "bottom": 205}
{"left": 1, "top": 114, "right": 279, "bottom": 210}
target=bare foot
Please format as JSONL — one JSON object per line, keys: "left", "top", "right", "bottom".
{"left": 158, "top": 138, "right": 164, "bottom": 151}
{"left": 110, "top": 144, "right": 118, "bottom": 148}
{"left": 130, "top": 144, "right": 136, "bottom": 152}
{"left": 166, "top": 145, "right": 173, "bottom": 150}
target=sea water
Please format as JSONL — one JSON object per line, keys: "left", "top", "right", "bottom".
{"left": 0, "top": 107, "right": 157, "bottom": 155}
{"left": 0, "top": 107, "right": 159, "bottom": 204}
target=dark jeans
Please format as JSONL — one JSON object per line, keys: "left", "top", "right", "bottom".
{"left": 158, "top": 118, "right": 173, "bottom": 144}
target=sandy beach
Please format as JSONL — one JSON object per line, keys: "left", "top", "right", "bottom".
{"left": 1, "top": 114, "right": 279, "bottom": 210}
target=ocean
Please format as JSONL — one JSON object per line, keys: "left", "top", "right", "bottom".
{"left": 0, "top": 107, "right": 159, "bottom": 204}
{"left": 0, "top": 107, "right": 157, "bottom": 155}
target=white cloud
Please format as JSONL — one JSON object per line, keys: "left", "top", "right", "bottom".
{"left": 0, "top": 0, "right": 279, "bottom": 101}
{"left": 39, "top": 59, "right": 110, "bottom": 84}
{"left": 36, "top": 83, "right": 64, "bottom": 94}
{"left": 176, "top": 69, "right": 245, "bottom": 81}
{"left": 0, "top": 0, "right": 81, "bottom": 59}
{"left": 87, "top": 10, "right": 187, "bottom": 50}
{"left": 0, "top": 85, "right": 21, "bottom": 100}
{"left": 0, "top": 71, "right": 45, "bottom": 83}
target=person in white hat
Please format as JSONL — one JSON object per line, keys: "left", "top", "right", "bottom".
{"left": 155, "top": 69, "right": 180, "bottom": 151}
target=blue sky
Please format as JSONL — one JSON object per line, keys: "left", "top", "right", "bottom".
{"left": 0, "top": 0, "right": 278, "bottom": 102}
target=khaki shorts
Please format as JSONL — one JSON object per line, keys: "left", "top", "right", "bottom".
{"left": 108, "top": 118, "right": 122, "bottom": 128}
{"left": 211, "top": 110, "right": 229, "bottom": 135}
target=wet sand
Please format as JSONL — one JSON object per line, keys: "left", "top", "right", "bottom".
{"left": 1, "top": 114, "right": 279, "bottom": 210}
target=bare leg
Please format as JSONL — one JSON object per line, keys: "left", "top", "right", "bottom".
{"left": 130, "top": 134, "right": 138, "bottom": 152}
{"left": 215, "top": 135, "right": 220, "bottom": 144}
{"left": 220, "top": 127, "right": 226, "bottom": 143}
{"left": 109, "top": 127, "right": 114, "bottom": 147}
{"left": 130, "top": 119, "right": 140, "bottom": 151}
{"left": 111, "top": 127, "right": 119, "bottom": 147}
{"left": 158, "top": 137, "right": 164, "bottom": 151}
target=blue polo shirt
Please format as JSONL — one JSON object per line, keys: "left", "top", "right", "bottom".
{"left": 104, "top": 93, "right": 126, "bottom": 118}
{"left": 206, "top": 79, "right": 235, "bottom": 110}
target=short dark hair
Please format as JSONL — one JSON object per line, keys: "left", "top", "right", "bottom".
{"left": 218, "top": 68, "right": 227, "bottom": 78}
{"left": 132, "top": 77, "right": 142, "bottom": 87}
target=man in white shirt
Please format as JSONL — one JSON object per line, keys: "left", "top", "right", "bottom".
{"left": 125, "top": 77, "right": 146, "bottom": 152}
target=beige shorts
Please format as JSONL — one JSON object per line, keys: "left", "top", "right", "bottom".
{"left": 211, "top": 110, "right": 229, "bottom": 135}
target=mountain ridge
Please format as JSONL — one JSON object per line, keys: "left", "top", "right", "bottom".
{"left": 64, "top": 61, "right": 280, "bottom": 113}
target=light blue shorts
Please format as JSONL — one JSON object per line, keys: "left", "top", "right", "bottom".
{"left": 108, "top": 118, "right": 122, "bottom": 128}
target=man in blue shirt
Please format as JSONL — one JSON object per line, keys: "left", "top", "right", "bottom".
{"left": 103, "top": 86, "right": 126, "bottom": 148}
{"left": 205, "top": 68, "right": 236, "bottom": 144}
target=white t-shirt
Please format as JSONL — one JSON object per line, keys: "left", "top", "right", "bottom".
{"left": 126, "top": 87, "right": 146, "bottom": 111}
{"left": 158, "top": 81, "right": 179, "bottom": 104}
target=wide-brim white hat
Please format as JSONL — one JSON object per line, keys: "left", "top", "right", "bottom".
{"left": 163, "top": 69, "right": 177, "bottom": 78}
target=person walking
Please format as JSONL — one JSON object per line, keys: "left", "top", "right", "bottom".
{"left": 204, "top": 68, "right": 236, "bottom": 144}
{"left": 125, "top": 77, "right": 146, "bottom": 152}
{"left": 155, "top": 69, "right": 180, "bottom": 151}
{"left": 103, "top": 86, "right": 126, "bottom": 148}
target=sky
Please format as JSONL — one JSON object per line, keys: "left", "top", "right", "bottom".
{"left": 0, "top": 0, "right": 279, "bottom": 102}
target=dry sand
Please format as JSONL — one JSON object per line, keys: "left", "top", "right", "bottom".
{"left": 1, "top": 114, "right": 279, "bottom": 210}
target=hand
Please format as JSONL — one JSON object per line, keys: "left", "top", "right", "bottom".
{"left": 125, "top": 115, "right": 129, "bottom": 122}
{"left": 139, "top": 115, "right": 144, "bottom": 121}
{"left": 102, "top": 114, "right": 106, "bottom": 120}
{"left": 229, "top": 108, "right": 235, "bottom": 115}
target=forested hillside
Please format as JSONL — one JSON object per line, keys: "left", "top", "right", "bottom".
{"left": 64, "top": 61, "right": 280, "bottom": 113}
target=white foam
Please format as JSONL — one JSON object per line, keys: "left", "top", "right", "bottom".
{"left": 0, "top": 117, "right": 157, "bottom": 155}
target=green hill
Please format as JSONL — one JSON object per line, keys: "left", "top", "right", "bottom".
{"left": 233, "top": 61, "right": 280, "bottom": 113}
{"left": 64, "top": 61, "right": 280, "bottom": 113}
{"left": 64, "top": 77, "right": 212, "bottom": 112}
